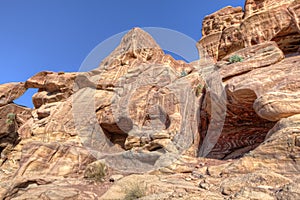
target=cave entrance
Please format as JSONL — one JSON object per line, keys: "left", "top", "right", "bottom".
{"left": 99, "top": 117, "right": 133, "bottom": 150}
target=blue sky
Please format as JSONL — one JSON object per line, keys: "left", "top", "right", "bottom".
{"left": 0, "top": 0, "right": 245, "bottom": 107}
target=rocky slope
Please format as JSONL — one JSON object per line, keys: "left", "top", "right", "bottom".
{"left": 0, "top": 0, "right": 300, "bottom": 199}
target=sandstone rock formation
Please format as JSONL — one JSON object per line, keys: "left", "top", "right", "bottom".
{"left": 0, "top": 27, "right": 205, "bottom": 199}
{"left": 0, "top": 83, "right": 27, "bottom": 107}
{"left": 71, "top": 28, "right": 203, "bottom": 172}
{"left": 198, "top": 0, "right": 300, "bottom": 60}
{"left": 0, "top": 83, "right": 32, "bottom": 177}
{"left": 0, "top": 0, "right": 300, "bottom": 199}
{"left": 0, "top": 104, "right": 31, "bottom": 166}
{"left": 25, "top": 71, "right": 78, "bottom": 108}
{"left": 199, "top": 6, "right": 244, "bottom": 60}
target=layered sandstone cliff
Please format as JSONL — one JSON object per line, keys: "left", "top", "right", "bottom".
{"left": 198, "top": 0, "right": 300, "bottom": 60}
{"left": 0, "top": 0, "right": 299, "bottom": 199}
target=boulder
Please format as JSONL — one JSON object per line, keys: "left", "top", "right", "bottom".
{"left": 0, "top": 82, "right": 27, "bottom": 107}
{"left": 26, "top": 71, "right": 78, "bottom": 108}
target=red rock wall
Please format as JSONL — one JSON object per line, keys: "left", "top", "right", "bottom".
{"left": 198, "top": 0, "right": 300, "bottom": 60}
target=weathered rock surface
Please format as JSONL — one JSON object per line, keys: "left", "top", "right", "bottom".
{"left": 95, "top": 28, "right": 192, "bottom": 89}
{"left": 70, "top": 28, "right": 204, "bottom": 173}
{"left": 0, "top": 82, "right": 27, "bottom": 107}
{"left": 202, "top": 6, "right": 244, "bottom": 37}
{"left": 26, "top": 71, "right": 78, "bottom": 108}
{"left": 25, "top": 71, "right": 77, "bottom": 93}
{"left": 218, "top": 41, "right": 284, "bottom": 79}
{"left": 187, "top": 114, "right": 299, "bottom": 199}
{"left": 200, "top": 43, "right": 281, "bottom": 159}
{"left": 0, "top": 104, "right": 31, "bottom": 167}
{"left": 198, "top": 6, "right": 244, "bottom": 60}
{"left": 0, "top": 176, "right": 110, "bottom": 199}
{"left": 0, "top": 28, "right": 205, "bottom": 198}
{"left": 198, "top": 0, "right": 300, "bottom": 60}
{"left": 244, "top": 0, "right": 295, "bottom": 18}
{"left": 16, "top": 142, "right": 95, "bottom": 177}
{"left": 288, "top": 0, "right": 300, "bottom": 33}
{"left": 18, "top": 100, "right": 78, "bottom": 142}
{"left": 246, "top": 114, "right": 300, "bottom": 174}
{"left": 241, "top": 4, "right": 300, "bottom": 55}
{"left": 227, "top": 55, "right": 300, "bottom": 121}
{"left": 1, "top": 1, "right": 300, "bottom": 199}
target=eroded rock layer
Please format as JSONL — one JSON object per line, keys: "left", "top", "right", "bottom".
{"left": 0, "top": 1, "right": 300, "bottom": 199}
{"left": 198, "top": 0, "right": 300, "bottom": 60}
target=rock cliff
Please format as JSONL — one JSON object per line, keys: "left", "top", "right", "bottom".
{"left": 198, "top": 0, "right": 300, "bottom": 60}
{"left": 0, "top": 0, "right": 299, "bottom": 199}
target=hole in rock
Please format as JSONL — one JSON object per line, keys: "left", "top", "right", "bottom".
{"left": 251, "top": 38, "right": 258, "bottom": 45}
{"left": 101, "top": 125, "right": 128, "bottom": 150}
{"left": 199, "top": 88, "right": 276, "bottom": 160}
{"left": 100, "top": 117, "right": 133, "bottom": 149}
{"left": 148, "top": 145, "right": 165, "bottom": 153}
{"left": 14, "top": 88, "right": 38, "bottom": 108}
{"left": 272, "top": 33, "right": 300, "bottom": 56}
{"left": 0, "top": 146, "right": 4, "bottom": 155}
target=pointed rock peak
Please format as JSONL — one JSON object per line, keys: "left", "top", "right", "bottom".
{"left": 100, "top": 27, "right": 164, "bottom": 68}
{"left": 119, "top": 27, "right": 162, "bottom": 51}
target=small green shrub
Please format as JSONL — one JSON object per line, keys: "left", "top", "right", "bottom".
{"left": 195, "top": 84, "right": 203, "bottom": 97}
{"left": 180, "top": 69, "right": 187, "bottom": 77}
{"left": 123, "top": 183, "right": 146, "bottom": 200}
{"left": 6, "top": 113, "right": 16, "bottom": 125}
{"left": 229, "top": 55, "right": 244, "bottom": 63}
